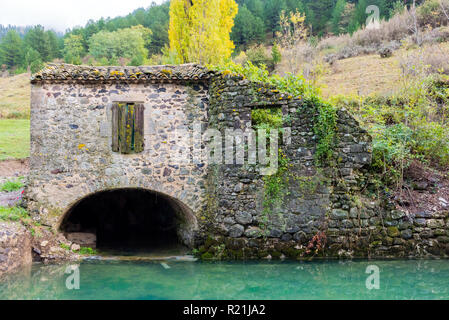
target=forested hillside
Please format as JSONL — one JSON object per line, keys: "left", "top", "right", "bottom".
{"left": 0, "top": 0, "right": 427, "bottom": 73}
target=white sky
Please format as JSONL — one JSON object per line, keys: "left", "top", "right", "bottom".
{"left": 0, "top": 0, "right": 166, "bottom": 32}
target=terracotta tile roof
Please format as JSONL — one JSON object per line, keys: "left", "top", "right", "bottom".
{"left": 31, "top": 63, "right": 215, "bottom": 83}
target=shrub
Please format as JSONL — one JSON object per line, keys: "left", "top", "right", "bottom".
{"left": 0, "top": 206, "right": 28, "bottom": 221}
{"left": 379, "top": 46, "right": 393, "bottom": 58}
{"left": 245, "top": 45, "right": 274, "bottom": 70}
{"left": 412, "top": 121, "right": 449, "bottom": 166}
{"left": 418, "top": 0, "right": 449, "bottom": 28}
{"left": 0, "top": 178, "right": 24, "bottom": 192}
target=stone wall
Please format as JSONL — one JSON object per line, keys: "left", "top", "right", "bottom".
{"left": 27, "top": 80, "right": 210, "bottom": 245}
{"left": 26, "top": 64, "right": 449, "bottom": 259}
{"left": 0, "top": 222, "right": 32, "bottom": 277}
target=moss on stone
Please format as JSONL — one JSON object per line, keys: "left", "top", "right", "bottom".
{"left": 387, "top": 226, "right": 400, "bottom": 237}
{"left": 201, "top": 252, "right": 214, "bottom": 260}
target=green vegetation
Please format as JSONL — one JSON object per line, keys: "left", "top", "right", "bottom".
{"left": 309, "top": 98, "right": 338, "bottom": 165}
{"left": 0, "top": 119, "right": 30, "bottom": 160}
{"left": 0, "top": 25, "right": 60, "bottom": 74}
{"left": 331, "top": 73, "right": 449, "bottom": 187}
{"left": 76, "top": 247, "right": 97, "bottom": 255}
{"left": 59, "top": 243, "right": 70, "bottom": 251}
{"left": 0, "top": 178, "right": 24, "bottom": 192}
{"left": 212, "top": 61, "right": 337, "bottom": 166}
{"left": 60, "top": 243, "right": 97, "bottom": 255}
{"left": 0, "top": 73, "right": 30, "bottom": 119}
{"left": 251, "top": 106, "right": 289, "bottom": 232}
{"left": 0, "top": 206, "right": 28, "bottom": 222}
{"left": 0, "top": 1, "right": 424, "bottom": 73}
{"left": 88, "top": 26, "right": 152, "bottom": 66}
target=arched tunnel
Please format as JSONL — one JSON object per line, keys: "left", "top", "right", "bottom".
{"left": 59, "top": 188, "right": 197, "bottom": 254}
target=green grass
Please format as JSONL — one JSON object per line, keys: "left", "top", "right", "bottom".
{"left": 0, "top": 73, "right": 31, "bottom": 119}
{"left": 0, "top": 119, "right": 30, "bottom": 160}
{"left": 0, "top": 178, "right": 24, "bottom": 192}
{"left": 0, "top": 206, "right": 29, "bottom": 221}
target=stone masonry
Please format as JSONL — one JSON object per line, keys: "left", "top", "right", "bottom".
{"left": 26, "top": 63, "right": 449, "bottom": 259}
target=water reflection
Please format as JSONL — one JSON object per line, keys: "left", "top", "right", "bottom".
{"left": 1, "top": 260, "right": 449, "bottom": 300}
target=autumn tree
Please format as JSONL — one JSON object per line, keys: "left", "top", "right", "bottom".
{"left": 276, "top": 10, "right": 308, "bottom": 73}
{"left": 168, "top": 0, "right": 238, "bottom": 65}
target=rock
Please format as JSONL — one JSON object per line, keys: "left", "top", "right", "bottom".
{"left": 293, "top": 231, "right": 306, "bottom": 242}
{"left": 0, "top": 222, "right": 32, "bottom": 277}
{"left": 235, "top": 211, "right": 252, "bottom": 225}
{"left": 223, "top": 217, "right": 235, "bottom": 226}
{"left": 331, "top": 209, "right": 348, "bottom": 220}
{"left": 427, "top": 219, "right": 445, "bottom": 229}
{"left": 244, "top": 227, "right": 262, "bottom": 238}
{"left": 401, "top": 229, "right": 413, "bottom": 240}
{"left": 269, "top": 228, "right": 282, "bottom": 238}
{"left": 349, "top": 207, "right": 359, "bottom": 218}
{"left": 40, "top": 240, "right": 49, "bottom": 247}
{"left": 390, "top": 210, "right": 406, "bottom": 220}
{"left": 379, "top": 46, "right": 393, "bottom": 58}
{"left": 412, "top": 181, "right": 428, "bottom": 191}
{"left": 65, "top": 232, "right": 96, "bottom": 248}
{"left": 233, "top": 183, "right": 243, "bottom": 193}
{"left": 281, "top": 233, "right": 292, "bottom": 242}
{"left": 387, "top": 226, "right": 400, "bottom": 237}
{"left": 228, "top": 224, "right": 244, "bottom": 238}
{"left": 70, "top": 244, "right": 80, "bottom": 251}
{"left": 415, "top": 211, "right": 432, "bottom": 218}
{"left": 414, "top": 218, "right": 427, "bottom": 227}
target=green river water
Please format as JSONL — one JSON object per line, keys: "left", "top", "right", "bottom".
{"left": 1, "top": 259, "right": 449, "bottom": 300}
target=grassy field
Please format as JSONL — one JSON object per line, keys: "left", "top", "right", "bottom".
{"left": 0, "top": 73, "right": 31, "bottom": 119}
{"left": 0, "top": 119, "right": 30, "bottom": 160}
{"left": 0, "top": 73, "right": 31, "bottom": 161}
{"left": 319, "top": 53, "right": 403, "bottom": 98}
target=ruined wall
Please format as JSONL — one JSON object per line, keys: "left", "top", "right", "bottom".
{"left": 200, "top": 74, "right": 449, "bottom": 260}
{"left": 27, "top": 80, "right": 210, "bottom": 238}
{"left": 0, "top": 222, "right": 32, "bottom": 276}
{"left": 27, "top": 64, "right": 449, "bottom": 259}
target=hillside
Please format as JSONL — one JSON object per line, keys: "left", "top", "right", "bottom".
{"left": 0, "top": 73, "right": 30, "bottom": 119}
{"left": 319, "top": 42, "right": 449, "bottom": 97}
{"left": 0, "top": 73, "right": 30, "bottom": 161}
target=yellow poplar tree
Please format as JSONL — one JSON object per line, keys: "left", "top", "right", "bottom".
{"left": 168, "top": 0, "right": 238, "bottom": 65}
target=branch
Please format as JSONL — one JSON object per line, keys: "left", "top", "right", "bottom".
{"left": 441, "top": 0, "right": 449, "bottom": 21}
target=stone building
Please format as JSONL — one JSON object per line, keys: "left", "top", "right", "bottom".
{"left": 26, "top": 63, "right": 449, "bottom": 259}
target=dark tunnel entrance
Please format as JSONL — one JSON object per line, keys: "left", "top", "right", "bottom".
{"left": 60, "top": 189, "right": 196, "bottom": 255}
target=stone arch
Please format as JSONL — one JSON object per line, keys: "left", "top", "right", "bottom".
{"left": 59, "top": 188, "right": 198, "bottom": 250}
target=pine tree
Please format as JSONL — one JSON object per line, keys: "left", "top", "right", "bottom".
{"left": 271, "top": 42, "right": 281, "bottom": 65}
{"left": 25, "top": 48, "right": 43, "bottom": 73}
{"left": 351, "top": 0, "right": 368, "bottom": 30}
{"left": 264, "top": 0, "right": 287, "bottom": 37}
{"left": 0, "top": 30, "right": 24, "bottom": 69}
{"left": 232, "top": 5, "right": 265, "bottom": 48}
{"left": 25, "top": 26, "right": 51, "bottom": 61}
{"left": 331, "top": 0, "right": 347, "bottom": 35}
{"left": 306, "top": 0, "right": 335, "bottom": 35}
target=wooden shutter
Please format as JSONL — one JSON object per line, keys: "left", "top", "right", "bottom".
{"left": 134, "top": 103, "right": 145, "bottom": 153}
{"left": 111, "top": 102, "right": 119, "bottom": 152}
{"left": 112, "top": 102, "right": 144, "bottom": 154}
